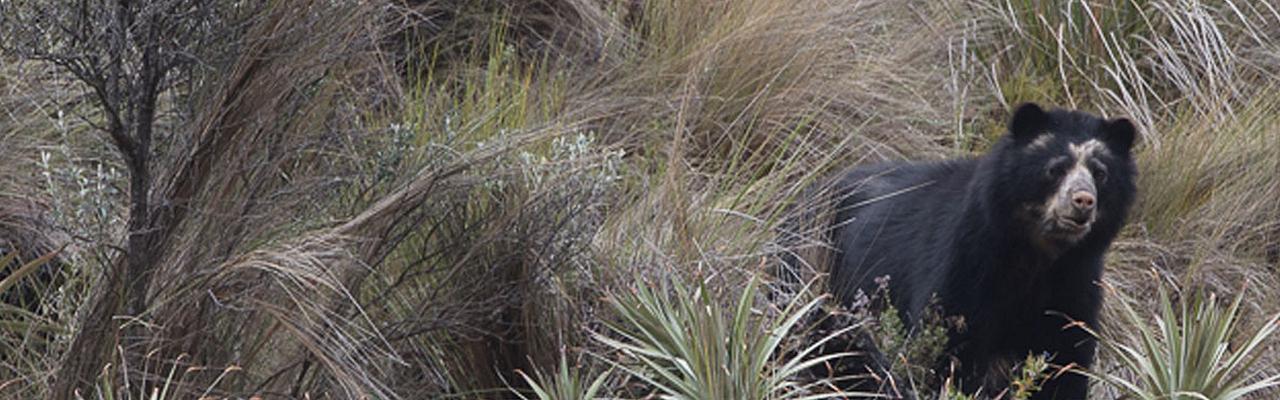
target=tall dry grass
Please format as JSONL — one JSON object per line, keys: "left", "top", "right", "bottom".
{"left": 0, "top": 59, "right": 73, "bottom": 390}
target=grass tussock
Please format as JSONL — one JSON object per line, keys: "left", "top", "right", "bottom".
{"left": 1, "top": 0, "right": 1279, "bottom": 398}
{"left": 1137, "top": 94, "right": 1280, "bottom": 256}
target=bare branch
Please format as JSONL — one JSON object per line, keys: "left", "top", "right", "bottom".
{"left": 2, "top": 0, "right": 231, "bottom": 395}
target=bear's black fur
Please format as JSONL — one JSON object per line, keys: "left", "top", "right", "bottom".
{"left": 828, "top": 103, "right": 1137, "bottom": 399}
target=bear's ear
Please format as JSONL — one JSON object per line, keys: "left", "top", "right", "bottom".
{"left": 1103, "top": 117, "right": 1137, "bottom": 153}
{"left": 1009, "top": 103, "right": 1049, "bottom": 141}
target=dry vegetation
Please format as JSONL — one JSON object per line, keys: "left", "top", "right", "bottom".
{"left": 1, "top": 0, "right": 1278, "bottom": 398}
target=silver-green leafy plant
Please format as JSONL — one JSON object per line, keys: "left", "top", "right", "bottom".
{"left": 596, "top": 275, "right": 874, "bottom": 399}
{"left": 512, "top": 355, "right": 611, "bottom": 400}
{"left": 1087, "top": 284, "right": 1280, "bottom": 400}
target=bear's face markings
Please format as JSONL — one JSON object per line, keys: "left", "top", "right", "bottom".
{"left": 1037, "top": 139, "right": 1109, "bottom": 245}
{"left": 1000, "top": 105, "right": 1135, "bottom": 253}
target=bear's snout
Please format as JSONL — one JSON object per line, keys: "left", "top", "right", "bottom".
{"left": 1071, "top": 191, "right": 1095, "bottom": 211}
{"left": 1065, "top": 191, "right": 1095, "bottom": 225}
{"left": 1044, "top": 164, "right": 1099, "bottom": 239}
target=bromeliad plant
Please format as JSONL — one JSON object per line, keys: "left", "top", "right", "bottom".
{"left": 1088, "top": 282, "right": 1280, "bottom": 400}
{"left": 512, "top": 355, "right": 611, "bottom": 400}
{"left": 595, "top": 275, "right": 872, "bottom": 400}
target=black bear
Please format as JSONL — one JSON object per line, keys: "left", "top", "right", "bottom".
{"left": 828, "top": 103, "right": 1137, "bottom": 399}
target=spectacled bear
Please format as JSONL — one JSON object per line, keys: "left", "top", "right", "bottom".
{"left": 829, "top": 103, "right": 1137, "bottom": 399}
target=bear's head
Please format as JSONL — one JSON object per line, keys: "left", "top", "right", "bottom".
{"left": 992, "top": 103, "right": 1138, "bottom": 253}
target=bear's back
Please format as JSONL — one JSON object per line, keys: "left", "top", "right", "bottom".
{"left": 828, "top": 158, "right": 978, "bottom": 321}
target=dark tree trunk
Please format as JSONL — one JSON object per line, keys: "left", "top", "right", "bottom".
{"left": 3, "top": 1, "right": 236, "bottom": 396}
{"left": 50, "top": 3, "right": 166, "bottom": 395}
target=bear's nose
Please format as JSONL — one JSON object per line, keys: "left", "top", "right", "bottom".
{"left": 1072, "top": 191, "right": 1095, "bottom": 211}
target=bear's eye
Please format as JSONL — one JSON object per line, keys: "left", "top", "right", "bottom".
{"left": 1045, "top": 158, "right": 1070, "bottom": 179}
{"left": 1089, "top": 160, "right": 1109, "bottom": 185}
